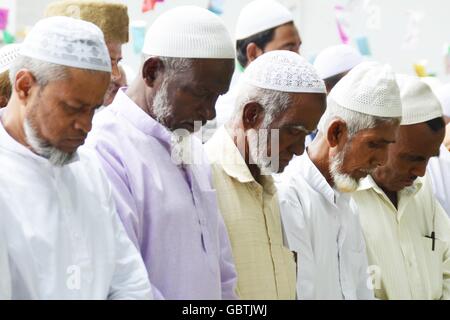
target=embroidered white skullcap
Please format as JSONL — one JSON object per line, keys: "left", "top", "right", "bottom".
{"left": 434, "top": 83, "right": 450, "bottom": 117}
{"left": 235, "top": 0, "right": 294, "bottom": 40}
{"left": 142, "top": 6, "right": 235, "bottom": 59}
{"left": 396, "top": 74, "right": 443, "bottom": 125}
{"left": 328, "top": 61, "right": 402, "bottom": 117}
{"left": 0, "top": 44, "right": 21, "bottom": 74}
{"left": 313, "top": 44, "right": 364, "bottom": 80}
{"left": 20, "top": 16, "right": 111, "bottom": 72}
{"left": 242, "top": 50, "right": 326, "bottom": 93}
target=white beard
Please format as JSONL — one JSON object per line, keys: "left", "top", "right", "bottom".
{"left": 247, "top": 128, "right": 275, "bottom": 175}
{"left": 329, "top": 150, "right": 359, "bottom": 193}
{"left": 24, "top": 117, "right": 76, "bottom": 167}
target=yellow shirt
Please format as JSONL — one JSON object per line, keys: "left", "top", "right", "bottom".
{"left": 205, "top": 126, "right": 296, "bottom": 300}
{"left": 352, "top": 175, "right": 450, "bottom": 300}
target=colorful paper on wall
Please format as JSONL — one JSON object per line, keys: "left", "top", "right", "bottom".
{"left": 334, "top": 5, "right": 350, "bottom": 44}
{"left": 142, "top": 0, "right": 164, "bottom": 13}
{"left": 130, "top": 20, "right": 146, "bottom": 54}
{"left": 208, "top": 0, "right": 225, "bottom": 15}
{"left": 413, "top": 61, "right": 428, "bottom": 77}
{"left": 0, "top": 8, "right": 9, "bottom": 30}
{"left": 355, "top": 36, "right": 371, "bottom": 56}
{"left": 2, "top": 30, "right": 15, "bottom": 44}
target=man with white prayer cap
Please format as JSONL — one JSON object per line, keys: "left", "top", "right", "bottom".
{"left": 277, "top": 61, "right": 402, "bottom": 299}
{"left": 206, "top": 50, "right": 326, "bottom": 299}
{"left": 352, "top": 75, "right": 450, "bottom": 300}
{"left": 0, "top": 44, "right": 21, "bottom": 108}
{"left": 45, "top": 0, "right": 129, "bottom": 106}
{"left": 313, "top": 44, "right": 364, "bottom": 93}
{"left": 427, "top": 83, "right": 450, "bottom": 215}
{"left": 85, "top": 6, "right": 238, "bottom": 299}
{"left": 209, "top": 0, "right": 302, "bottom": 140}
{"left": 0, "top": 16, "right": 152, "bottom": 299}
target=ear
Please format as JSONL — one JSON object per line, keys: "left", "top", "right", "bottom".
{"left": 142, "top": 57, "right": 164, "bottom": 88}
{"left": 242, "top": 102, "right": 264, "bottom": 130}
{"left": 14, "top": 70, "right": 36, "bottom": 104}
{"left": 326, "top": 118, "right": 348, "bottom": 148}
{"left": 246, "top": 43, "right": 264, "bottom": 65}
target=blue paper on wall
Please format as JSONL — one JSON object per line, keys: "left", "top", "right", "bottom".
{"left": 208, "top": 0, "right": 224, "bottom": 15}
{"left": 355, "top": 36, "right": 371, "bottom": 56}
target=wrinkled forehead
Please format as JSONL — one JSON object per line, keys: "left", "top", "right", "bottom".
{"left": 397, "top": 122, "right": 444, "bottom": 153}
{"left": 171, "top": 58, "right": 235, "bottom": 91}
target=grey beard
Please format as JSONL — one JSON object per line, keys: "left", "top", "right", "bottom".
{"left": 23, "top": 118, "right": 76, "bottom": 167}
{"left": 329, "top": 150, "right": 359, "bottom": 193}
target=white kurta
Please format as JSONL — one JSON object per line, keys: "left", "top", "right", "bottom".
{"left": 0, "top": 115, "right": 152, "bottom": 300}
{"left": 352, "top": 175, "right": 450, "bottom": 300}
{"left": 276, "top": 152, "right": 374, "bottom": 300}
{"left": 0, "top": 220, "right": 11, "bottom": 300}
{"left": 427, "top": 145, "right": 450, "bottom": 215}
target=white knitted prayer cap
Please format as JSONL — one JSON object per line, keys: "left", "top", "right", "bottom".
{"left": 328, "top": 61, "right": 402, "bottom": 117}
{"left": 313, "top": 44, "right": 364, "bottom": 80}
{"left": 0, "top": 44, "right": 21, "bottom": 74}
{"left": 242, "top": 50, "right": 326, "bottom": 93}
{"left": 396, "top": 74, "right": 443, "bottom": 125}
{"left": 142, "top": 6, "right": 235, "bottom": 59}
{"left": 20, "top": 16, "right": 111, "bottom": 72}
{"left": 235, "top": 0, "right": 293, "bottom": 40}
{"left": 434, "top": 83, "right": 450, "bottom": 117}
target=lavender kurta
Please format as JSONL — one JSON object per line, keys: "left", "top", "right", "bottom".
{"left": 85, "top": 90, "right": 237, "bottom": 300}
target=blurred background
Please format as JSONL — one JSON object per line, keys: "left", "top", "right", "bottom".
{"left": 2, "top": 0, "right": 450, "bottom": 83}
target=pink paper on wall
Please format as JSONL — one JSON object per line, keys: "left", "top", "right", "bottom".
{"left": 334, "top": 5, "right": 349, "bottom": 44}
{"left": 0, "top": 8, "right": 9, "bottom": 30}
{"left": 142, "top": 0, "right": 164, "bottom": 13}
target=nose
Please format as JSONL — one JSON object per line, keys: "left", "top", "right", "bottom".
{"left": 74, "top": 113, "right": 93, "bottom": 134}
{"left": 111, "top": 62, "right": 121, "bottom": 81}
{"left": 200, "top": 102, "right": 216, "bottom": 122}
{"left": 374, "top": 148, "right": 389, "bottom": 167}
{"left": 410, "top": 162, "right": 427, "bottom": 178}
{"left": 291, "top": 138, "right": 306, "bottom": 156}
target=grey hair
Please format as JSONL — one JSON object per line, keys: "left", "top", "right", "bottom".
{"left": 9, "top": 55, "right": 69, "bottom": 87}
{"left": 318, "top": 97, "right": 401, "bottom": 137}
{"left": 141, "top": 54, "right": 192, "bottom": 77}
{"left": 231, "top": 82, "right": 292, "bottom": 127}
{"left": 9, "top": 55, "right": 109, "bottom": 88}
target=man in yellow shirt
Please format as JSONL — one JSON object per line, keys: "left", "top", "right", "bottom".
{"left": 205, "top": 51, "right": 327, "bottom": 299}
{"left": 352, "top": 75, "right": 450, "bottom": 299}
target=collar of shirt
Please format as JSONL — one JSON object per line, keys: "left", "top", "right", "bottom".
{"left": 357, "top": 174, "right": 424, "bottom": 219}
{"left": 109, "top": 89, "right": 173, "bottom": 153}
{"left": 207, "top": 126, "right": 276, "bottom": 195}
{"left": 290, "top": 151, "right": 346, "bottom": 206}
{"left": 0, "top": 109, "right": 79, "bottom": 166}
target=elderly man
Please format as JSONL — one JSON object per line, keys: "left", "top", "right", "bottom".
{"left": 103, "top": 65, "right": 127, "bottom": 106}
{"left": 0, "top": 16, "right": 152, "bottom": 299}
{"left": 45, "top": 0, "right": 129, "bottom": 106}
{"left": 352, "top": 75, "right": 450, "bottom": 300}
{"left": 313, "top": 44, "right": 364, "bottom": 94}
{"left": 427, "top": 83, "right": 450, "bottom": 214}
{"left": 277, "top": 62, "right": 402, "bottom": 300}
{"left": 0, "top": 44, "right": 21, "bottom": 108}
{"left": 85, "top": 6, "right": 237, "bottom": 300}
{"left": 206, "top": 51, "right": 326, "bottom": 299}
{"left": 209, "top": 0, "right": 302, "bottom": 139}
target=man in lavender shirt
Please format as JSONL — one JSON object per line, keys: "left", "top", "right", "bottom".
{"left": 85, "top": 6, "right": 237, "bottom": 299}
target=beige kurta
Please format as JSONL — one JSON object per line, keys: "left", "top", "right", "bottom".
{"left": 352, "top": 175, "right": 450, "bottom": 300}
{"left": 205, "top": 126, "right": 296, "bottom": 299}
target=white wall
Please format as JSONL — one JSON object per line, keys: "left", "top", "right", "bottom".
{"left": 5, "top": 0, "right": 450, "bottom": 82}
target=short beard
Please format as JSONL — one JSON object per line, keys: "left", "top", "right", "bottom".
{"left": 329, "top": 149, "right": 359, "bottom": 193}
{"left": 152, "top": 78, "right": 172, "bottom": 127}
{"left": 247, "top": 127, "right": 274, "bottom": 175}
{"left": 24, "top": 117, "right": 76, "bottom": 167}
